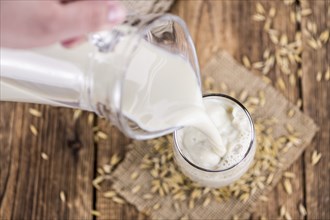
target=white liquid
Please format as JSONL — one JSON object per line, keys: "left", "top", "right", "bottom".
{"left": 1, "top": 37, "right": 255, "bottom": 187}
{"left": 0, "top": 44, "right": 94, "bottom": 109}
{"left": 179, "top": 97, "right": 252, "bottom": 170}
{"left": 0, "top": 40, "right": 226, "bottom": 156}
{"left": 122, "top": 41, "right": 225, "bottom": 156}
{"left": 174, "top": 96, "right": 255, "bottom": 187}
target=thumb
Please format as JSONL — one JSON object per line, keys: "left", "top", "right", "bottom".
{"left": 56, "top": 1, "right": 126, "bottom": 40}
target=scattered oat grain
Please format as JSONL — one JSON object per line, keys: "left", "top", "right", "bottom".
{"left": 280, "top": 206, "right": 286, "bottom": 217}
{"left": 284, "top": 211, "right": 292, "bottom": 220}
{"left": 256, "top": 3, "right": 265, "bottom": 14}
{"left": 308, "top": 38, "right": 319, "bottom": 49}
{"left": 97, "top": 131, "right": 108, "bottom": 140}
{"left": 264, "top": 19, "right": 272, "bottom": 31}
{"left": 220, "top": 82, "right": 228, "bottom": 92}
{"left": 110, "top": 153, "right": 121, "bottom": 166}
{"left": 29, "top": 108, "right": 42, "bottom": 117}
{"left": 153, "top": 203, "right": 161, "bottom": 210}
{"left": 283, "top": 0, "right": 295, "bottom": 5}
{"left": 260, "top": 216, "right": 267, "bottom": 220}
{"left": 253, "top": 61, "right": 264, "bottom": 69}
{"left": 131, "top": 185, "right": 141, "bottom": 194}
{"left": 112, "top": 196, "right": 125, "bottom": 204}
{"left": 30, "top": 125, "right": 38, "bottom": 136}
{"left": 262, "top": 76, "right": 272, "bottom": 84}
{"left": 325, "top": 67, "right": 330, "bottom": 81}
{"left": 130, "top": 171, "right": 139, "bottom": 180}
{"left": 311, "top": 150, "right": 322, "bottom": 166}
{"left": 204, "top": 76, "right": 215, "bottom": 90}
{"left": 298, "top": 203, "right": 307, "bottom": 216}
{"left": 203, "top": 196, "right": 211, "bottom": 207}
{"left": 103, "top": 191, "right": 116, "bottom": 198}
{"left": 319, "top": 30, "right": 329, "bottom": 43}
{"left": 60, "top": 191, "right": 66, "bottom": 202}
{"left": 290, "top": 11, "right": 296, "bottom": 24}
{"left": 285, "top": 123, "right": 294, "bottom": 134}
{"left": 296, "top": 99, "right": 302, "bottom": 108}
{"left": 103, "top": 164, "right": 112, "bottom": 174}
{"left": 287, "top": 109, "right": 295, "bottom": 118}
{"left": 280, "top": 34, "right": 288, "bottom": 46}
{"left": 284, "top": 171, "right": 295, "bottom": 178}
{"left": 297, "top": 69, "right": 303, "bottom": 78}
{"left": 143, "top": 193, "right": 153, "bottom": 200}
{"left": 289, "top": 74, "right": 296, "bottom": 86}
{"left": 92, "top": 175, "right": 104, "bottom": 190}
{"left": 266, "top": 173, "right": 274, "bottom": 185}
{"left": 180, "top": 215, "right": 189, "bottom": 220}
{"left": 239, "top": 90, "right": 249, "bottom": 102}
{"left": 269, "top": 7, "right": 276, "bottom": 17}
{"left": 88, "top": 113, "right": 94, "bottom": 126}
{"left": 316, "top": 71, "right": 322, "bottom": 82}
{"left": 301, "top": 8, "right": 312, "bottom": 16}
{"left": 73, "top": 109, "right": 82, "bottom": 121}
{"left": 239, "top": 193, "right": 249, "bottom": 202}
{"left": 242, "top": 55, "right": 251, "bottom": 68}
{"left": 91, "top": 210, "right": 100, "bottom": 217}
{"left": 259, "top": 195, "right": 268, "bottom": 202}
{"left": 188, "top": 199, "right": 195, "bottom": 209}
{"left": 97, "top": 167, "right": 104, "bottom": 175}
{"left": 253, "top": 14, "right": 266, "bottom": 21}
{"left": 276, "top": 77, "right": 286, "bottom": 91}
{"left": 41, "top": 152, "right": 49, "bottom": 160}
{"left": 283, "top": 179, "right": 293, "bottom": 195}
{"left": 270, "top": 33, "right": 279, "bottom": 44}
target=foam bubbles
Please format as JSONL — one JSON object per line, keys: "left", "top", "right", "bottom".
{"left": 179, "top": 96, "right": 252, "bottom": 170}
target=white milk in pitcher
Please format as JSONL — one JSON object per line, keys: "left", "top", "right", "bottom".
{"left": 1, "top": 38, "right": 255, "bottom": 186}
{"left": 122, "top": 40, "right": 225, "bottom": 157}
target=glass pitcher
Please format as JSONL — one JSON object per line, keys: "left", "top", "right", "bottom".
{"left": 0, "top": 14, "right": 201, "bottom": 140}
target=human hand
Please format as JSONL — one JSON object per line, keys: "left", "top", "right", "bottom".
{"left": 0, "top": 0, "right": 126, "bottom": 49}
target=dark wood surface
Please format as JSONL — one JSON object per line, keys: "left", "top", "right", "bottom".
{"left": 0, "top": 1, "right": 329, "bottom": 219}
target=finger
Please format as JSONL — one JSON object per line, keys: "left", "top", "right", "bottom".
{"left": 61, "top": 36, "right": 87, "bottom": 48}
{"left": 56, "top": 1, "right": 126, "bottom": 40}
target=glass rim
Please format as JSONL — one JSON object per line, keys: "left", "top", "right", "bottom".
{"left": 173, "top": 93, "right": 255, "bottom": 173}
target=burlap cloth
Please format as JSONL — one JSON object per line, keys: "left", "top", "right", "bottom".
{"left": 110, "top": 52, "right": 318, "bottom": 220}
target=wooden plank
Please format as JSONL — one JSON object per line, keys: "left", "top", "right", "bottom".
{"left": 174, "top": 1, "right": 304, "bottom": 219}
{"left": 247, "top": 1, "right": 305, "bottom": 220}
{"left": 94, "top": 117, "right": 144, "bottom": 220}
{"left": 0, "top": 103, "right": 95, "bottom": 219}
{"left": 301, "top": 0, "right": 330, "bottom": 219}
{"left": 2, "top": 1, "right": 326, "bottom": 219}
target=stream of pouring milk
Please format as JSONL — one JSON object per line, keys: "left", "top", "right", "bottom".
{"left": 122, "top": 41, "right": 226, "bottom": 157}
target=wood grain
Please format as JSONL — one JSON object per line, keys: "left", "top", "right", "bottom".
{"left": 249, "top": 2, "right": 305, "bottom": 220}
{"left": 0, "top": 103, "right": 95, "bottom": 219}
{"left": 0, "top": 0, "right": 329, "bottom": 220}
{"left": 301, "top": 1, "right": 329, "bottom": 219}
{"left": 94, "top": 118, "right": 147, "bottom": 220}
{"left": 173, "top": 1, "right": 304, "bottom": 219}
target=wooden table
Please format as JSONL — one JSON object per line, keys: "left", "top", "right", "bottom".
{"left": 1, "top": 1, "right": 329, "bottom": 219}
